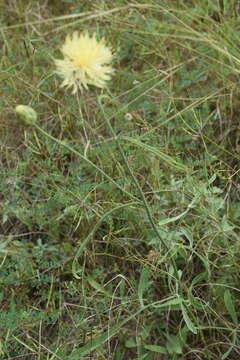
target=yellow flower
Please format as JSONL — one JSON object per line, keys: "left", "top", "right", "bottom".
{"left": 54, "top": 31, "right": 114, "bottom": 93}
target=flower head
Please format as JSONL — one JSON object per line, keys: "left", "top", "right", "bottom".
{"left": 54, "top": 31, "right": 114, "bottom": 93}
{"left": 15, "top": 105, "right": 37, "bottom": 126}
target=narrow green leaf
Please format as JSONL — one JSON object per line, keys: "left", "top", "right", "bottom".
{"left": 191, "top": 272, "right": 208, "bottom": 287}
{"left": 144, "top": 344, "right": 167, "bottom": 354}
{"left": 180, "top": 303, "right": 197, "bottom": 334}
{"left": 152, "top": 297, "right": 183, "bottom": 309}
{"left": 188, "top": 272, "right": 208, "bottom": 310}
{"left": 138, "top": 267, "right": 151, "bottom": 308}
{"left": 122, "top": 136, "right": 187, "bottom": 172}
{"left": 158, "top": 209, "right": 189, "bottom": 226}
{"left": 87, "top": 276, "right": 112, "bottom": 298}
{"left": 166, "top": 334, "right": 183, "bottom": 355}
{"left": 224, "top": 289, "right": 238, "bottom": 324}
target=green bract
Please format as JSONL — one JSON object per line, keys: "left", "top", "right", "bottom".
{"left": 15, "top": 105, "right": 37, "bottom": 126}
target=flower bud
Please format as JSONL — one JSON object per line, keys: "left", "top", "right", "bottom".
{"left": 15, "top": 105, "right": 37, "bottom": 126}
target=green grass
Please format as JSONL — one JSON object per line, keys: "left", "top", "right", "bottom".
{"left": 1, "top": 0, "right": 240, "bottom": 359}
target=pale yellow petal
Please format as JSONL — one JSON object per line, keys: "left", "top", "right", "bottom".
{"left": 54, "top": 31, "right": 114, "bottom": 93}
